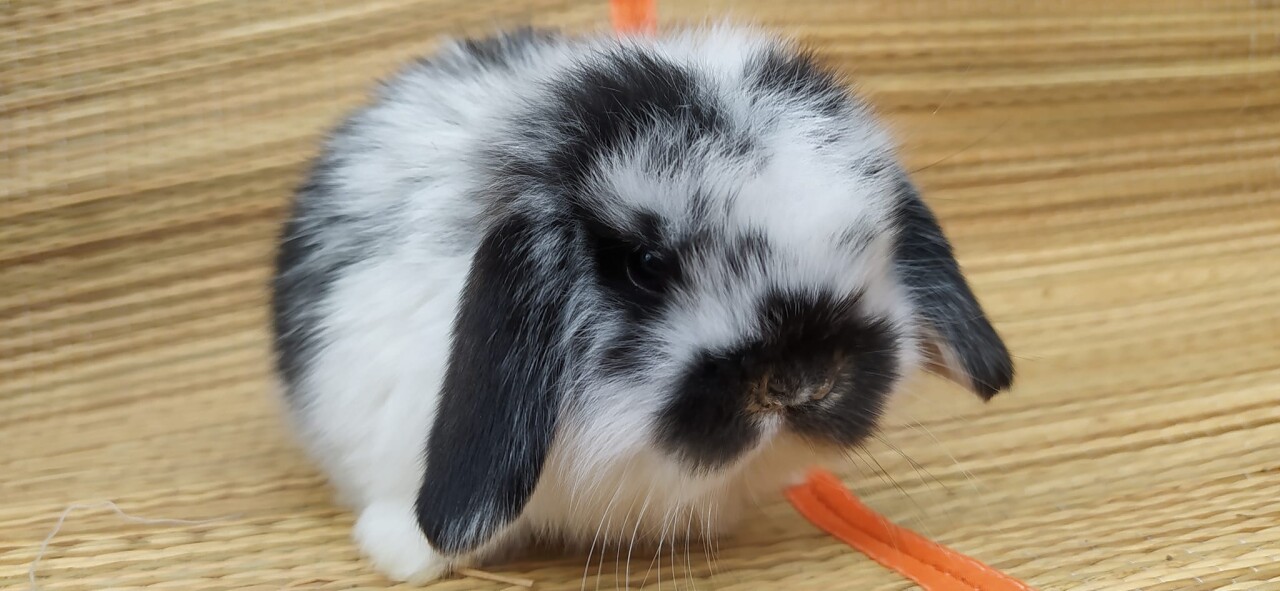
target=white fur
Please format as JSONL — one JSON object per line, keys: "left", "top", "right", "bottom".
{"left": 278, "top": 25, "right": 927, "bottom": 583}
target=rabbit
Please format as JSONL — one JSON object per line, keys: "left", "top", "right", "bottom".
{"left": 269, "top": 24, "right": 1014, "bottom": 584}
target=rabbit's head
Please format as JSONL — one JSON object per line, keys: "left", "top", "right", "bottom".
{"left": 416, "top": 28, "right": 1013, "bottom": 556}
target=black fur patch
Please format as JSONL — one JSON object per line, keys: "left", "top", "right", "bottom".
{"left": 835, "top": 226, "right": 874, "bottom": 256}
{"left": 416, "top": 214, "right": 574, "bottom": 555}
{"left": 746, "top": 48, "right": 849, "bottom": 117}
{"left": 271, "top": 148, "right": 362, "bottom": 393}
{"left": 580, "top": 207, "right": 678, "bottom": 324}
{"left": 599, "top": 324, "right": 656, "bottom": 377}
{"left": 458, "top": 27, "right": 557, "bottom": 68}
{"left": 891, "top": 176, "right": 1014, "bottom": 398}
{"left": 783, "top": 325, "right": 898, "bottom": 446}
{"left": 855, "top": 156, "right": 891, "bottom": 178}
{"left": 721, "top": 230, "right": 772, "bottom": 278}
{"left": 415, "top": 27, "right": 557, "bottom": 76}
{"left": 542, "top": 51, "right": 726, "bottom": 191}
{"left": 660, "top": 349, "right": 765, "bottom": 472}
{"left": 658, "top": 290, "right": 899, "bottom": 470}
{"left": 675, "top": 226, "right": 772, "bottom": 279}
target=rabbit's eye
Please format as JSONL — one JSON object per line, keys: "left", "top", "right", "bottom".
{"left": 625, "top": 247, "right": 669, "bottom": 293}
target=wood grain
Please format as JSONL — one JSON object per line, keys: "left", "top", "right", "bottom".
{"left": 2, "top": 1, "right": 1278, "bottom": 589}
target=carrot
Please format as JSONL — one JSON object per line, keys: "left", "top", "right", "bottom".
{"left": 786, "top": 469, "right": 1037, "bottom": 591}
{"left": 788, "top": 483, "right": 974, "bottom": 590}
{"left": 610, "top": 0, "right": 656, "bottom": 35}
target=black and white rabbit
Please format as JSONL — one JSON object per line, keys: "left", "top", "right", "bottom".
{"left": 271, "top": 24, "right": 1013, "bottom": 583}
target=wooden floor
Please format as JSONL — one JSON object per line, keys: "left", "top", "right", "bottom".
{"left": 4, "top": 1, "right": 1280, "bottom": 589}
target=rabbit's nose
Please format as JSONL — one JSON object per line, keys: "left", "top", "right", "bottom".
{"left": 747, "top": 369, "right": 838, "bottom": 413}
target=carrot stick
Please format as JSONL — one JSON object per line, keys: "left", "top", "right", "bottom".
{"left": 807, "top": 471, "right": 1032, "bottom": 590}
{"left": 610, "top": 0, "right": 656, "bottom": 35}
{"left": 787, "top": 469, "right": 1037, "bottom": 591}
{"left": 788, "top": 484, "right": 975, "bottom": 590}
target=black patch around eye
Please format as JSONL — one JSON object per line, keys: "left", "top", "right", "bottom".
{"left": 581, "top": 214, "right": 680, "bottom": 321}
{"left": 625, "top": 247, "right": 670, "bottom": 293}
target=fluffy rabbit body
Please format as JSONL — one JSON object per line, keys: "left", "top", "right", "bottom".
{"left": 271, "top": 25, "right": 1013, "bottom": 583}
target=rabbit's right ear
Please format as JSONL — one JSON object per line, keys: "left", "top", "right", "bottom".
{"left": 416, "top": 213, "right": 573, "bottom": 555}
{"left": 890, "top": 172, "right": 1014, "bottom": 400}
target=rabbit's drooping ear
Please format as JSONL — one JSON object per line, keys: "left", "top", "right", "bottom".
{"left": 416, "top": 214, "right": 571, "bottom": 555}
{"left": 891, "top": 174, "right": 1014, "bottom": 400}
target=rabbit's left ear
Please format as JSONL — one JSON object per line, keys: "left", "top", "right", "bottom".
{"left": 416, "top": 213, "right": 573, "bottom": 555}
{"left": 890, "top": 173, "right": 1014, "bottom": 400}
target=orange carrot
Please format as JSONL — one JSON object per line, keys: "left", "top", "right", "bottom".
{"left": 787, "top": 469, "right": 1037, "bottom": 591}
{"left": 788, "top": 484, "right": 973, "bottom": 590}
{"left": 610, "top": 0, "right": 656, "bottom": 35}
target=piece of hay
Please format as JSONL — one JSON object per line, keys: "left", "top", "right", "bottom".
{"left": 456, "top": 567, "right": 537, "bottom": 588}
{"left": 27, "top": 500, "right": 237, "bottom": 591}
